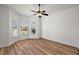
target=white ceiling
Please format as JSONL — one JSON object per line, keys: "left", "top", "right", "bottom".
{"left": 5, "top": 4, "right": 79, "bottom": 16}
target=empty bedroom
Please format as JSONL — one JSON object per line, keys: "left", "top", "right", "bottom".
{"left": 0, "top": 4, "right": 79, "bottom": 55}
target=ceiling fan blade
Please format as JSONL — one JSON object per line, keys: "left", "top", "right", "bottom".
{"left": 42, "top": 13, "right": 48, "bottom": 16}
{"left": 33, "top": 14, "right": 37, "bottom": 15}
{"left": 42, "top": 10, "right": 46, "bottom": 13}
{"left": 31, "top": 10, "right": 37, "bottom": 13}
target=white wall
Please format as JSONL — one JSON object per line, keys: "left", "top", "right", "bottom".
{"left": 42, "top": 6, "right": 79, "bottom": 48}
{"left": 0, "top": 5, "right": 9, "bottom": 47}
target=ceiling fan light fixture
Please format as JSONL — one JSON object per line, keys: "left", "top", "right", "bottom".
{"left": 37, "top": 13, "right": 42, "bottom": 16}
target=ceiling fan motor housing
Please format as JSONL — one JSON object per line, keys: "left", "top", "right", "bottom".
{"left": 38, "top": 11, "right": 41, "bottom": 13}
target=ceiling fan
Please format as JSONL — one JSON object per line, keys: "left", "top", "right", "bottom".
{"left": 31, "top": 4, "right": 48, "bottom": 18}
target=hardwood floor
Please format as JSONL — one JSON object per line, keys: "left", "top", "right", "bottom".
{"left": 0, "top": 38, "right": 79, "bottom": 55}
